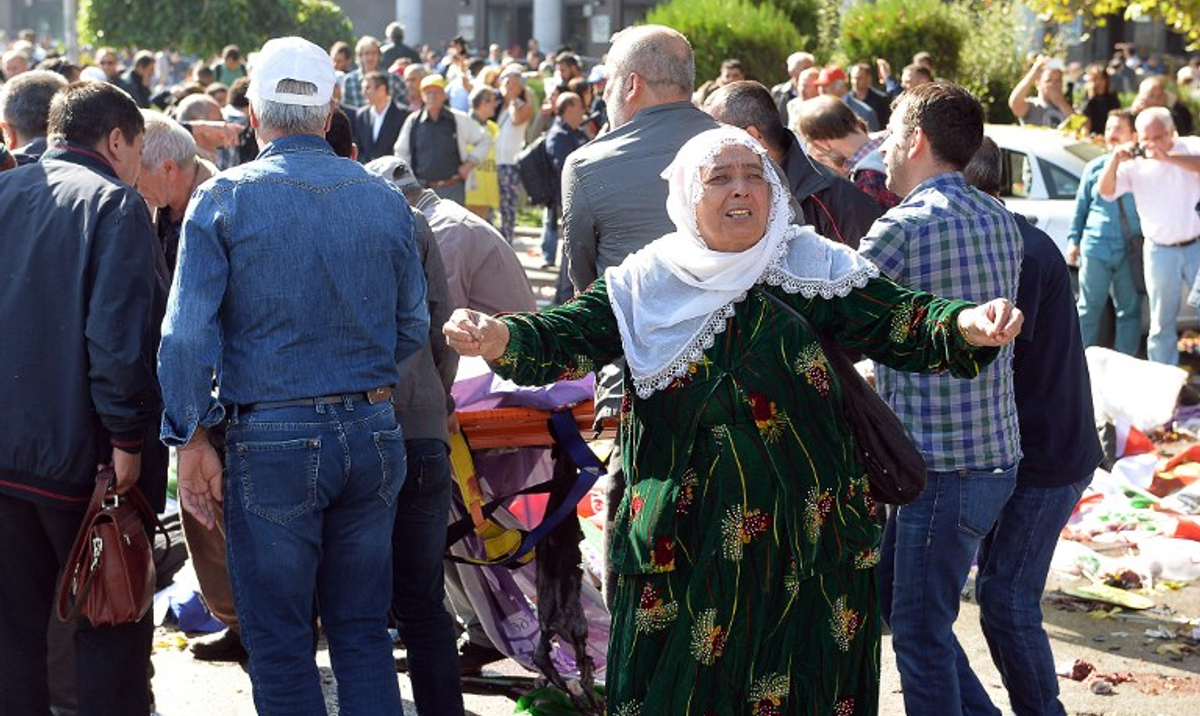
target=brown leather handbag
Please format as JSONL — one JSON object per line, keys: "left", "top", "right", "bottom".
{"left": 55, "top": 469, "right": 160, "bottom": 627}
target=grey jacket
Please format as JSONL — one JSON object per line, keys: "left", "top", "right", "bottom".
{"left": 562, "top": 101, "right": 719, "bottom": 291}
{"left": 393, "top": 210, "right": 458, "bottom": 444}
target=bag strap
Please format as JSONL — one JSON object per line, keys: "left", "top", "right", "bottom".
{"left": 1116, "top": 195, "right": 1134, "bottom": 239}
{"left": 445, "top": 410, "right": 605, "bottom": 568}
{"left": 754, "top": 286, "right": 857, "bottom": 381}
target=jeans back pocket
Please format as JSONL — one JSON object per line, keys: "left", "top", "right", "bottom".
{"left": 234, "top": 437, "right": 321, "bottom": 524}
{"left": 374, "top": 426, "right": 406, "bottom": 506}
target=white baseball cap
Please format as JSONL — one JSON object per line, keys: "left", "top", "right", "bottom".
{"left": 364, "top": 156, "right": 421, "bottom": 192}
{"left": 248, "top": 36, "right": 335, "bottom": 107}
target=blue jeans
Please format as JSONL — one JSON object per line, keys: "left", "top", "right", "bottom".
{"left": 1077, "top": 251, "right": 1142, "bottom": 356}
{"left": 976, "top": 475, "right": 1091, "bottom": 716}
{"left": 880, "top": 465, "right": 1017, "bottom": 716}
{"left": 224, "top": 399, "right": 405, "bottom": 716}
{"left": 1145, "top": 239, "right": 1200, "bottom": 364}
{"left": 391, "top": 438, "right": 464, "bottom": 716}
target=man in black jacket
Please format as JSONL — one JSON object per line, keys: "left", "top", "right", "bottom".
{"left": 704, "top": 80, "right": 883, "bottom": 248}
{"left": 0, "top": 81, "right": 163, "bottom": 716}
{"left": 354, "top": 70, "right": 408, "bottom": 163}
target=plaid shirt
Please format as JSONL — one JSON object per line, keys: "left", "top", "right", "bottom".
{"left": 858, "top": 172, "right": 1023, "bottom": 471}
{"left": 339, "top": 68, "right": 409, "bottom": 110}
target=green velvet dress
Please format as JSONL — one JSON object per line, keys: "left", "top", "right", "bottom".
{"left": 491, "top": 276, "right": 994, "bottom": 716}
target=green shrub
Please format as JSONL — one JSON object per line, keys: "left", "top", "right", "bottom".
{"left": 955, "top": 0, "right": 1025, "bottom": 123}
{"left": 286, "top": 0, "right": 355, "bottom": 50}
{"left": 644, "top": 0, "right": 808, "bottom": 87}
{"left": 837, "top": 0, "right": 968, "bottom": 80}
{"left": 766, "top": 0, "right": 821, "bottom": 50}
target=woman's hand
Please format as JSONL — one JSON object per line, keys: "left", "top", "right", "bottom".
{"left": 443, "top": 309, "right": 510, "bottom": 360}
{"left": 957, "top": 299, "right": 1023, "bottom": 346}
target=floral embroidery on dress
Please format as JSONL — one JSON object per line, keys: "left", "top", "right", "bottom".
{"left": 689, "top": 608, "right": 727, "bottom": 665}
{"left": 634, "top": 583, "right": 679, "bottom": 634}
{"left": 793, "top": 343, "right": 831, "bottom": 396}
{"left": 612, "top": 701, "right": 644, "bottom": 716}
{"left": 650, "top": 536, "right": 676, "bottom": 571}
{"left": 834, "top": 696, "right": 856, "bottom": 716}
{"left": 676, "top": 468, "right": 698, "bottom": 516}
{"left": 854, "top": 547, "right": 881, "bottom": 570}
{"left": 830, "top": 595, "right": 862, "bottom": 652}
{"left": 747, "top": 673, "right": 790, "bottom": 716}
{"left": 889, "top": 299, "right": 927, "bottom": 344}
{"left": 748, "top": 391, "right": 789, "bottom": 443}
{"left": 556, "top": 354, "right": 595, "bottom": 381}
{"left": 783, "top": 560, "right": 801, "bottom": 597}
{"left": 720, "top": 506, "right": 774, "bottom": 562}
{"left": 629, "top": 493, "right": 645, "bottom": 517}
{"left": 804, "top": 487, "right": 835, "bottom": 543}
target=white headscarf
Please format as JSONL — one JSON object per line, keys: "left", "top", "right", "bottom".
{"left": 605, "top": 126, "right": 879, "bottom": 398}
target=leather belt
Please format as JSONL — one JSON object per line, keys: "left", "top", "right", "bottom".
{"left": 1172, "top": 237, "right": 1200, "bottom": 248}
{"left": 239, "top": 386, "right": 393, "bottom": 413}
{"left": 426, "top": 176, "right": 464, "bottom": 189}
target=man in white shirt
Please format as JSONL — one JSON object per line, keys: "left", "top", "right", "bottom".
{"left": 1100, "top": 106, "right": 1200, "bottom": 364}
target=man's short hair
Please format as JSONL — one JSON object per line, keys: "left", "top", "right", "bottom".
{"left": 703, "top": 81, "right": 790, "bottom": 154}
{"left": 254, "top": 80, "right": 329, "bottom": 135}
{"left": 222, "top": 45, "right": 241, "bottom": 62}
{"left": 793, "top": 94, "right": 866, "bottom": 140}
{"left": 330, "top": 42, "right": 353, "bottom": 62}
{"left": 721, "top": 58, "right": 744, "bottom": 72}
{"left": 0, "top": 69, "right": 68, "bottom": 141}
{"left": 1108, "top": 108, "right": 1136, "bottom": 132}
{"left": 364, "top": 70, "right": 389, "bottom": 92}
{"left": 356, "top": 36, "right": 381, "bottom": 56}
{"left": 1136, "top": 105, "right": 1174, "bottom": 133}
{"left": 555, "top": 91, "right": 581, "bottom": 116}
{"left": 47, "top": 81, "right": 144, "bottom": 148}
{"left": 403, "top": 64, "right": 427, "bottom": 81}
{"left": 608, "top": 25, "right": 695, "bottom": 98}
{"left": 133, "top": 50, "right": 156, "bottom": 70}
{"left": 893, "top": 82, "right": 984, "bottom": 170}
{"left": 963, "top": 136, "right": 1002, "bottom": 196}
{"left": 205, "top": 82, "right": 228, "bottom": 99}
{"left": 787, "top": 52, "right": 814, "bottom": 73}
{"left": 228, "top": 76, "right": 251, "bottom": 109}
{"left": 902, "top": 64, "right": 933, "bottom": 84}
{"left": 174, "top": 93, "right": 222, "bottom": 123}
{"left": 324, "top": 106, "right": 354, "bottom": 158}
{"left": 140, "top": 110, "right": 196, "bottom": 171}
{"left": 386, "top": 22, "right": 405, "bottom": 44}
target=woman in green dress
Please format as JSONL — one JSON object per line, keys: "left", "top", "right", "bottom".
{"left": 444, "top": 127, "right": 1022, "bottom": 716}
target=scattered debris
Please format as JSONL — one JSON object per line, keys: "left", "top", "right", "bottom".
{"left": 1090, "top": 679, "right": 1115, "bottom": 695}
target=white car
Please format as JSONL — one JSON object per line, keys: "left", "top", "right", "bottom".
{"left": 985, "top": 123, "right": 1104, "bottom": 255}
{"left": 986, "top": 123, "right": 1197, "bottom": 333}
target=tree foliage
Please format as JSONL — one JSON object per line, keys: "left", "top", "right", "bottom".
{"left": 78, "top": 0, "right": 354, "bottom": 57}
{"left": 765, "top": 0, "right": 822, "bottom": 50}
{"left": 837, "top": 0, "right": 969, "bottom": 79}
{"left": 1023, "top": 0, "right": 1200, "bottom": 45}
{"left": 956, "top": 1, "right": 1027, "bottom": 123}
{"left": 644, "top": 0, "right": 808, "bottom": 86}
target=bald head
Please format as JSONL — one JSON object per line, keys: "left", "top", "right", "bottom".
{"left": 604, "top": 24, "right": 694, "bottom": 127}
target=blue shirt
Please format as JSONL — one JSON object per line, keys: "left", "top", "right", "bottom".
{"left": 158, "top": 134, "right": 429, "bottom": 446}
{"left": 859, "top": 172, "right": 1023, "bottom": 471}
{"left": 1068, "top": 153, "right": 1141, "bottom": 261}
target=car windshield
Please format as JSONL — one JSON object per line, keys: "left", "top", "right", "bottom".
{"left": 1064, "top": 141, "right": 1105, "bottom": 164}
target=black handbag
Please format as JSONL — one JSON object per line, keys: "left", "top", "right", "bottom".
{"left": 756, "top": 288, "right": 927, "bottom": 505}
{"left": 1117, "top": 197, "right": 1146, "bottom": 295}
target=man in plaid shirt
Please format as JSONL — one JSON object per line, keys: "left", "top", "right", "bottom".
{"left": 859, "top": 83, "right": 1022, "bottom": 716}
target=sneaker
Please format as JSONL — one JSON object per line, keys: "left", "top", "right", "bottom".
{"left": 458, "top": 641, "right": 506, "bottom": 676}
{"left": 190, "top": 628, "right": 247, "bottom": 663}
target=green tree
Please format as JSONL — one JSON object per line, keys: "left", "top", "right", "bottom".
{"left": 955, "top": 0, "right": 1027, "bottom": 123}
{"left": 766, "top": 0, "right": 822, "bottom": 49}
{"left": 837, "top": 0, "right": 969, "bottom": 79}
{"left": 644, "top": 0, "right": 808, "bottom": 87}
{"left": 78, "top": 0, "right": 353, "bottom": 57}
{"left": 1023, "top": 0, "right": 1200, "bottom": 44}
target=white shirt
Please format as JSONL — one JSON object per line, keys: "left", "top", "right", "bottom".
{"left": 1112, "top": 136, "right": 1200, "bottom": 244}
{"left": 494, "top": 100, "right": 530, "bottom": 165}
{"left": 370, "top": 104, "right": 388, "bottom": 143}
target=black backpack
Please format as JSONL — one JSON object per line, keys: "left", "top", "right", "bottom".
{"left": 516, "top": 135, "right": 557, "bottom": 206}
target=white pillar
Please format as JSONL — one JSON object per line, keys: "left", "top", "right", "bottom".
{"left": 533, "top": 0, "right": 562, "bottom": 51}
{"left": 396, "top": 0, "right": 423, "bottom": 45}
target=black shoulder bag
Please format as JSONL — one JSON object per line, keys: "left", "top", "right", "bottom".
{"left": 756, "top": 287, "right": 927, "bottom": 505}
{"left": 1117, "top": 197, "right": 1146, "bottom": 295}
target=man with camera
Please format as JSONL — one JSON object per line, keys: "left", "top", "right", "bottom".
{"left": 1100, "top": 106, "right": 1200, "bottom": 365}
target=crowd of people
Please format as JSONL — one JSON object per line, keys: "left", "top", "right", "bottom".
{"left": 0, "top": 17, "right": 1198, "bottom": 716}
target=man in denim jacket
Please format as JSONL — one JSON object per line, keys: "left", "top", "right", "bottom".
{"left": 158, "top": 36, "right": 428, "bottom": 716}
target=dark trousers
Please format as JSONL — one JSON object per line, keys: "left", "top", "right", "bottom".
{"left": 0, "top": 493, "right": 153, "bottom": 716}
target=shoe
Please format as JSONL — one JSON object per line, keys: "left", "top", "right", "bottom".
{"left": 190, "top": 628, "right": 248, "bottom": 662}
{"left": 458, "top": 642, "right": 506, "bottom": 676}
{"left": 540, "top": 262, "right": 556, "bottom": 270}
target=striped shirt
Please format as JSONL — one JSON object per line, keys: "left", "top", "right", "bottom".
{"left": 859, "top": 172, "right": 1023, "bottom": 471}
